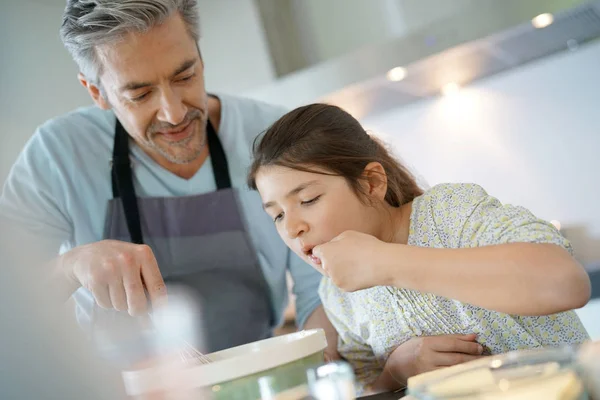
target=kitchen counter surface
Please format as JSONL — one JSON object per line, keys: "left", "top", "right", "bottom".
{"left": 359, "top": 389, "right": 406, "bottom": 399}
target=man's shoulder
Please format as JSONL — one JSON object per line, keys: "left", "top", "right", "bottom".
{"left": 26, "top": 106, "right": 114, "bottom": 163}
{"left": 13, "top": 105, "right": 115, "bottom": 182}
{"left": 1, "top": 106, "right": 115, "bottom": 235}
{"left": 217, "top": 94, "right": 289, "bottom": 166}
{"left": 37, "top": 105, "right": 115, "bottom": 142}
{"left": 219, "top": 93, "right": 288, "bottom": 130}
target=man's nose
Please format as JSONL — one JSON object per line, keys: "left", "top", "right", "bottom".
{"left": 156, "top": 87, "right": 187, "bottom": 126}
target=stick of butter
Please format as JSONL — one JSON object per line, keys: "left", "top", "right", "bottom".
{"left": 426, "top": 368, "right": 496, "bottom": 397}
{"left": 407, "top": 357, "right": 492, "bottom": 389}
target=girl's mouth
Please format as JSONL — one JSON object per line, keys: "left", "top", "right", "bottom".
{"left": 302, "top": 246, "right": 322, "bottom": 265}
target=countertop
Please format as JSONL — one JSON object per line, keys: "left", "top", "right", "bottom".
{"left": 359, "top": 389, "right": 406, "bottom": 399}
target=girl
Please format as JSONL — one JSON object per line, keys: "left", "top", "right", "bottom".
{"left": 247, "top": 103, "right": 591, "bottom": 394}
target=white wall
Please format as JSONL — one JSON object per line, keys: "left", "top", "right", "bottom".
{"left": 197, "top": 0, "right": 276, "bottom": 95}
{"left": 0, "top": 0, "right": 93, "bottom": 185}
{"left": 0, "top": 0, "right": 276, "bottom": 184}
{"left": 361, "top": 40, "right": 600, "bottom": 264}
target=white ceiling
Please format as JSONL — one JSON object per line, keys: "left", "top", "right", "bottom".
{"left": 25, "top": 0, "right": 65, "bottom": 4}
{"left": 324, "top": 1, "right": 600, "bottom": 119}
{"left": 246, "top": 0, "right": 600, "bottom": 119}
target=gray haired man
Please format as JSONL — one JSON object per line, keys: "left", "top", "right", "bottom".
{"left": 0, "top": 0, "right": 338, "bottom": 366}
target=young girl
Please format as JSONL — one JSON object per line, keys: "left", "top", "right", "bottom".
{"left": 247, "top": 103, "right": 591, "bottom": 394}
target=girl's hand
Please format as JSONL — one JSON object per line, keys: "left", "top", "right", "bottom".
{"left": 312, "top": 230, "right": 390, "bottom": 291}
{"left": 386, "top": 334, "right": 485, "bottom": 385}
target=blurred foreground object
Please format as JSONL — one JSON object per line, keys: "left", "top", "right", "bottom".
{"left": 579, "top": 340, "right": 600, "bottom": 400}
{"left": 0, "top": 220, "right": 127, "bottom": 400}
{"left": 407, "top": 342, "right": 600, "bottom": 400}
{"left": 307, "top": 361, "right": 357, "bottom": 399}
{"left": 122, "top": 286, "right": 212, "bottom": 400}
{"left": 122, "top": 329, "right": 327, "bottom": 399}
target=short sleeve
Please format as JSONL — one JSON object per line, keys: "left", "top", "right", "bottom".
{"left": 286, "top": 249, "right": 323, "bottom": 328}
{"left": 0, "top": 127, "right": 72, "bottom": 263}
{"left": 319, "top": 279, "right": 383, "bottom": 395}
{"left": 337, "top": 330, "right": 383, "bottom": 395}
{"left": 426, "top": 183, "right": 572, "bottom": 252}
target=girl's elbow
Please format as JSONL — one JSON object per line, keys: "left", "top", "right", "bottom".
{"left": 571, "top": 273, "right": 591, "bottom": 309}
{"left": 544, "top": 246, "right": 591, "bottom": 311}
{"left": 557, "top": 264, "right": 591, "bottom": 311}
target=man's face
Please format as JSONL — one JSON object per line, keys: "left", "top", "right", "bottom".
{"left": 94, "top": 14, "right": 208, "bottom": 165}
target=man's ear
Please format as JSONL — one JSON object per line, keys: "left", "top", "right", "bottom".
{"left": 78, "top": 73, "right": 110, "bottom": 110}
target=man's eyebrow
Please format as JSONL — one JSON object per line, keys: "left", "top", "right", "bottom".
{"left": 119, "top": 59, "right": 197, "bottom": 92}
{"left": 171, "top": 59, "right": 197, "bottom": 78}
{"left": 120, "top": 80, "right": 153, "bottom": 92}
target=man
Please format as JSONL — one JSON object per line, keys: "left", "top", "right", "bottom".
{"left": 0, "top": 0, "right": 337, "bottom": 366}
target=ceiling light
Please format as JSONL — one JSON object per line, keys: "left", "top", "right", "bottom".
{"left": 532, "top": 13, "right": 554, "bottom": 29}
{"left": 386, "top": 67, "right": 407, "bottom": 82}
{"left": 441, "top": 82, "right": 461, "bottom": 96}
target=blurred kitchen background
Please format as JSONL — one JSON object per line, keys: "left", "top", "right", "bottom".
{"left": 1, "top": 0, "right": 599, "bottom": 337}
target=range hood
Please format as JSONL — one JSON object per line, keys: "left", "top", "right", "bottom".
{"left": 246, "top": 0, "right": 600, "bottom": 119}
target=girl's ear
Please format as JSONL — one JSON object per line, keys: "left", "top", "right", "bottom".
{"left": 362, "top": 162, "right": 388, "bottom": 201}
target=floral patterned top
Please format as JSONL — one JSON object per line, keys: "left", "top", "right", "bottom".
{"left": 319, "top": 183, "right": 589, "bottom": 393}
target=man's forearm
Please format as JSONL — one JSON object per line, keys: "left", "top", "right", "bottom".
{"left": 303, "top": 305, "right": 340, "bottom": 361}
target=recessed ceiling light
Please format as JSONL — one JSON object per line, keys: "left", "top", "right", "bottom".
{"left": 532, "top": 13, "right": 554, "bottom": 29}
{"left": 386, "top": 67, "right": 407, "bottom": 82}
{"left": 441, "top": 82, "right": 461, "bottom": 96}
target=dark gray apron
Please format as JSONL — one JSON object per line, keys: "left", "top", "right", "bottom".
{"left": 103, "top": 114, "right": 273, "bottom": 356}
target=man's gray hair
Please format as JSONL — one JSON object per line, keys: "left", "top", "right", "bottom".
{"left": 60, "top": 0, "right": 200, "bottom": 83}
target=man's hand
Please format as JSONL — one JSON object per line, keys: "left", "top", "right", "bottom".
{"left": 60, "top": 240, "right": 167, "bottom": 316}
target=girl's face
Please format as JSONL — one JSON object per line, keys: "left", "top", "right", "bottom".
{"left": 255, "top": 164, "right": 387, "bottom": 269}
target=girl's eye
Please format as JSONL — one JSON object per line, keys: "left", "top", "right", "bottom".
{"left": 301, "top": 195, "right": 321, "bottom": 205}
{"left": 274, "top": 212, "right": 284, "bottom": 223}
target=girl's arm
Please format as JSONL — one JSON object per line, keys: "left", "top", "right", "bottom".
{"left": 379, "top": 242, "right": 590, "bottom": 316}
{"left": 370, "top": 334, "right": 484, "bottom": 394}
{"left": 314, "top": 184, "right": 591, "bottom": 316}
{"left": 304, "top": 305, "right": 341, "bottom": 362}
{"left": 382, "top": 183, "right": 590, "bottom": 316}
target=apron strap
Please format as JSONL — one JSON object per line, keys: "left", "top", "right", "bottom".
{"left": 111, "top": 115, "right": 231, "bottom": 245}
{"left": 205, "top": 118, "right": 232, "bottom": 189}
{"left": 111, "top": 120, "right": 144, "bottom": 244}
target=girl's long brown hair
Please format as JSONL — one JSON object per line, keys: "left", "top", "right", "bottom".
{"left": 248, "top": 103, "right": 423, "bottom": 207}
